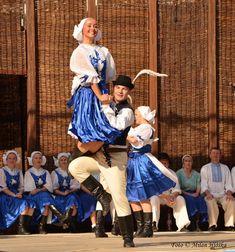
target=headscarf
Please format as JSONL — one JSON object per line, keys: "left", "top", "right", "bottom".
{"left": 182, "top": 154, "right": 193, "bottom": 164}
{"left": 72, "top": 18, "right": 102, "bottom": 43}
{"left": 27, "top": 151, "right": 46, "bottom": 166}
{"left": 53, "top": 152, "right": 70, "bottom": 167}
{"left": 137, "top": 106, "right": 156, "bottom": 124}
{"left": 2, "top": 150, "right": 21, "bottom": 165}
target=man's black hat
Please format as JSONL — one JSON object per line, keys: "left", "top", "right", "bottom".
{"left": 113, "top": 75, "right": 134, "bottom": 90}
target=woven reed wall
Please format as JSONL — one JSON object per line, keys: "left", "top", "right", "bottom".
{"left": 0, "top": 75, "right": 23, "bottom": 149}
{"left": 97, "top": 0, "right": 149, "bottom": 109}
{"left": 157, "top": 0, "right": 209, "bottom": 171}
{"left": 0, "top": 0, "right": 26, "bottom": 75}
{"left": 217, "top": 0, "right": 235, "bottom": 168}
{"left": 35, "top": 0, "right": 86, "bottom": 164}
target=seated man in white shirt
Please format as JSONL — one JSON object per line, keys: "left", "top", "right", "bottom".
{"left": 200, "top": 147, "right": 235, "bottom": 231}
{"left": 150, "top": 152, "right": 190, "bottom": 232}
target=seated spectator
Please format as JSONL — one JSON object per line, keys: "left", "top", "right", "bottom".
{"left": 24, "top": 151, "right": 66, "bottom": 234}
{"left": 200, "top": 147, "right": 234, "bottom": 231}
{"left": 150, "top": 152, "right": 190, "bottom": 232}
{"left": 177, "top": 154, "right": 208, "bottom": 231}
{"left": 0, "top": 150, "right": 35, "bottom": 234}
{"left": 51, "top": 152, "right": 80, "bottom": 232}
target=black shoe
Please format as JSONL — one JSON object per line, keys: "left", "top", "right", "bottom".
{"left": 18, "top": 215, "right": 30, "bottom": 235}
{"left": 111, "top": 212, "right": 121, "bottom": 236}
{"left": 39, "top": 215, "right": 47, "bottom": 234}
{"left": 224, "top": 226, "right": 234, "bottom": 231}
{"left": 133, "top": 210, "right": 144, "bottom": 237}
{"left": 208, "top": 225, "right": 216, "bottom": 231}
{"left": 81, "top": 176, "right": 112, "bottom": 216}
{"left": 152, "top": 221, "right": 158, "bottom": 232}
{"left": 139, "top": 212, "right": 153, "bottom": 237}
{"left": 118, "top": 215, "right": 135, "bottom": 248}
{"left": 95, "top": 210, "right": 108, "bottom": 238}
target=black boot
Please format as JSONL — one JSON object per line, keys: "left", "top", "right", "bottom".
{"left": 118, "top": 215, "right": 135, "bottom": 248}
{"left": 111, "top": 212, "right": 121, "bottom": 236}
{"left": 39, "top": 215, "right": 47, "bottom": 234}
{"left": 49, "top": 205, "right": 67, "bottom": 225}
{"left": 95, "top": 210, "right": 108, "bottom": 238}
{"left": 18, "top": 215, "right": 30, "bottom": 235}
{"left": 81, "top": 175, "right": 112, "bottom": 216}
{"left": 133, "top": 210, "right": 144, "bottom": 237}
{"left": 140, "top": 212, "right": 153, "bottom": 237}
{"left": 69, "top": 215, "right": 78, "bottom": 233}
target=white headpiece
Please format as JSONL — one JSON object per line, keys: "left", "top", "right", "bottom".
{"left": 72, "top": 18, "right": 102, "bottom": 43}
{"left": 2, "top": 150, "right": 21, "bottom": 166}
{"left": 53, "top": 152, "right": 70, "bottom": 167}
{"left": 137, "top": 106, "right": 156, "bottom": 124}
{"left": 27, "top": 151, "right": 46, "bottom": 166}
{"left": 182, "top": 154, "right": 193, "bottom": 164}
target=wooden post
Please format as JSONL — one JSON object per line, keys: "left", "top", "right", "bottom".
{"left": 87, "top": 0, "right": 97, "bottom": 18}
{"left": 26, "top": 0, "right": 37, "bottom": 154}
{"left": 208, "top": 0, "right": 217, "bottom": 150}
{"left": 149, "top": 0, "right": 158, "bottom": 154}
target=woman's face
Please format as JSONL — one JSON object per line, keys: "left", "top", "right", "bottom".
{"left": 183, "top": 158, "right": 192, "bottom": 170}
{"left": 6, "top": 153, "right": 17, "bottom": 168}
{"left": 82, "top": 18, "right": 98, "bottom": 42}
{"left": 135, "top": 109, "right": 144, "bottom": 125}
{"left": 59, "top": 156, "right": 68, "bottom": 169}
{"left": 32, "top": 153, "right": 43, "bottom": 168}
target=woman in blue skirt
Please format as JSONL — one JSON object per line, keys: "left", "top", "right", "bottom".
{"left": 67, "top": 17, "right": 120, "bottom": 153}
{"left": 51, "top": 152, "right": 97, "bottom": 232}
{"left": 0, "top": 150, "right": 35, "bottom": 234}
{"left": 126, "top": 106, "right": 177, "bottom": 237}
{"left": 24, "top": 151, "right": 65, "bottom": 234}
{"left": 176, "top": 154, "right": 208, "bottom": 231}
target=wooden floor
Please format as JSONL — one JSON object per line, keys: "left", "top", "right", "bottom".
{"left": 0, "top": 231, "right": 234, "bottom": 252}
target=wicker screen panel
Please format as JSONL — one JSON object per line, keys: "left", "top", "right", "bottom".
{"left": 97, "top": 0, "right": 149, "bottom": 108}
{"left": 217, "top": 0, "right": 235, "bottom": 168}
{"left": 158, "top": 0, "right": 208, "bottom": 170}
{"left": 0, "top": 0, "right": 26, "bottom": 75}
{"left": 35, "top": 0, "right": 86, "bottom": 158}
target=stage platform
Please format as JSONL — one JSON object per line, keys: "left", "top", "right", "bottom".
{"left": 0, "top": 231, "right": 234, "bottom": 252}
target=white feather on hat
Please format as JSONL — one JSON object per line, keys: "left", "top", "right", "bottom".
{"left": 132, "top": 69, "right": 168, "bottom": 84}
{"left": 2, "top": 150, "right": 21, "bottom": 166}
{"left": 27, "top": 151, "right": 46, "bottom": 166}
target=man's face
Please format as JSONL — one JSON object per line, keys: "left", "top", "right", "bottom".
{"left": 210, "top": 149, "right": 221, "bottom": 163}
{"left": 160, "top": 159, "right": 170, "bottom": 168}
{"left": 113, "top": 85, "right": 130, "bottom": 103}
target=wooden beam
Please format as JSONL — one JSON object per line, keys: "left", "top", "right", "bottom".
{"left": 87, "top": 0, "right": 97, "bottom": 18}
{"left": 26, "top": 0, "right": 37, "bottom": 154}
{"left": 149, "top": 0, "right": 158, "bottom": 154}
{"left": 208, "top": 0, "right": 217, "bottom": 150}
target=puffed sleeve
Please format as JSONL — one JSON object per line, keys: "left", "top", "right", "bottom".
{"left": 224, "top": 165, "right": 234, "bottom": 193}
{"left": 70, "top": 46, "right": 101, "bottom": 95}
{"left": 70, "top": 178, "right": 80, "bottom": 190}
{"left": 102, "top": 105, "right": 134, "bottom": 131}
{"left": 44, "top": 170, "right": 53, "bottom": 193}
{"left": 0, "top": 168, "right": 7, "bottom": 190}
{"left": 128, "top": 124, "right": 153, "bottom": 148}
{"left": 103, "top": 47, "right": 116, "bottom": 83}
{"left": 51, "top": 171, "right": 59, "bottom": 190}
{"left": 24, "top": 170, "right": 36, "bottom": 192}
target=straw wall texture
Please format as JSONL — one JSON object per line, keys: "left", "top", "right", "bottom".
{"left": 35, "top": 0, "right": 87, "bottom": 162}
{"left": 217, "top": 0, "right": 235, "bottom": 168}
{"left": 97, "top": 0, "right": 150, "bottom": 109}
{"left": 0, "top": 0, "right": 26, "bottom": 75}
{"left": 157, "top": 0, "right": 209, "bottom": 170}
